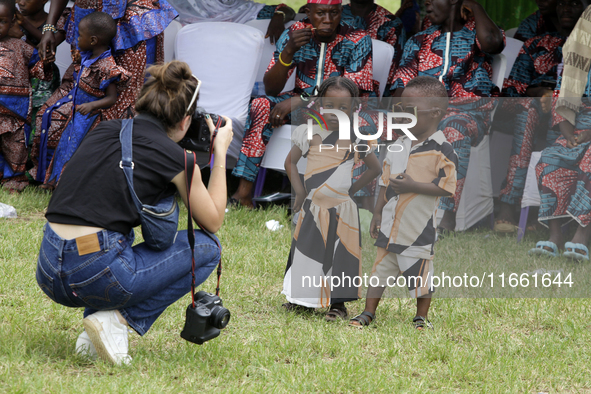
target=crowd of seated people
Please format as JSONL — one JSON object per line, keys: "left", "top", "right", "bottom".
{"left": 3, "top": 0, "right": 591, "bottom": 258}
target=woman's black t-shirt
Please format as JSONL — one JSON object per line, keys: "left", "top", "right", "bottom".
{"left": 46, "top": 114, "right": 185, "bottom": 234}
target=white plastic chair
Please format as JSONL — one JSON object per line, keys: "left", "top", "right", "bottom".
{"left": 244, "top": 18, "right": 297, "bottom": 96}
{"left": 372, "top": 39, "right": 394, "bottom": 98}
{"left": 163, "top": 20, "right": 182, "bottom": 62}
{"left": 503, "top": 37, "right": 525, "bottom": 80}
{"left": 175, "top": 22, "right": 265, "bottom": 160}
{"left": 505, "top": 27, "right": 518, "bottom": 38}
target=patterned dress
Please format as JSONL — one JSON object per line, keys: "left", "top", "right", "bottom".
{"left": 64, "top": 0, "right": 177, "bottom": 120}
{"left": 256, "top": 4, "right": 288, "bottom": 19}
{"left": 30, "top": 50, "right": 130, "bottom": 187}
{"left": 0, "top": 38, "right": 48, "bottom": 188}
{"left": 514, "top": 10, "right": 558, "bottom": 42}
{"left": 283, "top": 125, "right": 367, "bottom": 308}
{"left": 498, "top": 32, "right": 564, "bottom": 205}
{"left": 392, "top": 20, "right": 504, "bottom": 213}
{"left": 232, "top": 19, "right": 374, "bottom": 183}
{"left": 536, "top": 71, "right": 591, "bottom": 227}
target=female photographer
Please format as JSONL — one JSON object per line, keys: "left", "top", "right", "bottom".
{"left": 35, "top": 61, "right": 233, "bottom": 365}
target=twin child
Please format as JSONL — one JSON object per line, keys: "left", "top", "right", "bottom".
{"left": 283, "top": 75, "right": 458, "bottom": 330}
{"left": 0, "top": 0, "right": 128, "bottom": 191}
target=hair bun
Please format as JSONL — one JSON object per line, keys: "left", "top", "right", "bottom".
{"left": 149, "top": 61, "right": 193, "bottom": 91}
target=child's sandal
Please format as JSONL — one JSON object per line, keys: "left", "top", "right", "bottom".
{"left": 413, "top": 316, "right": 433, "bottom": 330}
{"left": 349, "top": 311, "right": 375, "bottom": 329}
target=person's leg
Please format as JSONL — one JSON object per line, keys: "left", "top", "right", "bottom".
{"left": 498, "top": 102, "right": 540, "bottom": 225}
{"left": 439, "top": 112, "right": 484, "bottom": 231}
{"left": 113, "top": 230, "right": 221, "bottom": 336}
{"left": 231, "top": 95, "right": 288, "bottom": 207}
{"left": 0, "top": 123, "right": 30, "bottom": 191}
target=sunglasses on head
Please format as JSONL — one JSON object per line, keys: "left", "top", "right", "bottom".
{"left": 185, "top": 75, "right": 201, "bottom": 116}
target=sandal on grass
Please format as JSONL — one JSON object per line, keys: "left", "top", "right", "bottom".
{"left": 493, "top": 220, "right": 517, "bottom": 233}
{"left": 325, "top": 307, "right": 348, "bottom": 322}
{"left": 413, "top": 316, "right": 434, "bottom": 330}
{"left": 528, "top": 241, "right": 558, "bottom": 257}
{"left": 563, "top": 242, "right": 590, "bottom": 261}
{"left": 349, "top": 311, "right": 375, "bottom": 329}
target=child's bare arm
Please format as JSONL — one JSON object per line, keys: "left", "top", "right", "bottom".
{"left": 389, "top": 173, "right": 452, "bottom": 197}
{"left": 76, "top": 83, "right": 117, "bottom": 116}
{"left": 285, "top": 145, "right": 306, "bottom": 212}
{"left": 348, "top": 152, "right": 380, "bottom": 196}
{"left": 370, "top": 186, "right": 387, "bottom": 239}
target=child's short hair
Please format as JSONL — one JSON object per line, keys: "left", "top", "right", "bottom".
{"left": 0, "top": 0, "right": 16, "bottom": 17}
{"left": 80, "top": 11, "right": 117, "bottom": 46}
{"left": 405, "top": 76, "right": 449, "bottom": 113}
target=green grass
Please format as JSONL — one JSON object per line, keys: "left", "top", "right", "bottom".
{"left": 1, "top": 187, "right": 591, "bottom": 392}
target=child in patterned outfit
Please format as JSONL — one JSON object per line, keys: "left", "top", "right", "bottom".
{"left": 0, "top": 0, "right": 49, "bottom": 191}
{"left": 350, "top": 76, "right": 457, "bottom": 330}
{"left": 30, "top": 11, "right": 130, "bottom": 189}
{"left": 282, "top": 76, "right": 380, "bottom": 321}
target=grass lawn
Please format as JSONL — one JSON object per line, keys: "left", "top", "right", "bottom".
{"left": 1, "top": 186, "right": 591, "bottom": 392}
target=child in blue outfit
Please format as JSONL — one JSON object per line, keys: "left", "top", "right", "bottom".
{"left": 31, "top": 11, "right": 130, "bottom": 189}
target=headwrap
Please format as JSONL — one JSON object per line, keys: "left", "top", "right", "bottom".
{"left": 307, "top": 0, "right": 342, "bottom": 4}
{"left": 556, "top": 5, "right": 591, "bottom": 125}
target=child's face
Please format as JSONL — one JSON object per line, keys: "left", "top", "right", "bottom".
{"left": 0, "top": 5, "right": 14, "bottom": 40}
{"left": 17, "top": 0, "right": 47, "bottom": 17}
{"left": 319, "top": 87, "right": 353, "bottom": 131}
{"left": 77, "top": 21, "right": 94, "bottom": 51}
{"left": 425, "top": 0, "right": 452, "bottom": 26}
{"left": 397, "top": 87, "right": 442, "bottom": 139}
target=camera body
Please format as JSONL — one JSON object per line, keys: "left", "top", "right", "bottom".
{"left": 180, "top": 290, "right": 231, "bottom": 345}
{"left": 178, "top": 107, "right": 226, "bottom": 152}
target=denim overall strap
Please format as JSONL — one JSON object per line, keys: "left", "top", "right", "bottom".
{"left": 119, "top": 118, "right": 144, "bottom": 213}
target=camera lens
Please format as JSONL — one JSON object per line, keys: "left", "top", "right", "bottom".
{"left": 210, "top": 306, "right": 231, "bottom": 329}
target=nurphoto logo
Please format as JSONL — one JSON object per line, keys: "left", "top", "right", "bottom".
{"left": 305, "top": 108, "right": 418, "bottom": 152}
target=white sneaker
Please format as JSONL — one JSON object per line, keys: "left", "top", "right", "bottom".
{"left": 75, "top": 330, "right": 97, "bottom": 360}
{"left": 83, "top": 311, "right": 132, "bottom": 365}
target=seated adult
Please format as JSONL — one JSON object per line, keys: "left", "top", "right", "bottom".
{"left": 514, "top": 0, "right": 559, "bottom": 42}
{"left": 495, "top": 0, "right": 588, "bottom": 232}
{"left": 230, "top": 0, "right": 374, "bottom": 208}
{"left": 168, "top": 0, "right": 295, "bottom": 43}
{"left": 35, "top": 61, "right": 233, "bottom": 365}
{"left": 530, "top": 5, "right": 591, "bottom": 260}
{"left": 341, "top": 0, "right": 406, "bottom": 94}
{"left": 395, "top": 0, "right": 422, "bottom": 36}
{"left": 390, "top": 0, "right": 505, "bottom": 232}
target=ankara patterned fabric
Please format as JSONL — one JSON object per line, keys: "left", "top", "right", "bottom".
{"left": 514, "top": 10, "right": 558, "bottom": 42}
{"left": 30, "top": 50, "right": 130, "bottom": 187}
{"left": 282, "top": 125, "right": 365, "bottom": 308}
{"left": 64, "top": 0, "right": 173, "bottom": 119}
{"left": 499, "top": 32, "right": 565, "bottom": 205}
{"left": 0, "top": 38, "right": 47, "bottom": 186}
{"left": 536, "top": 70, "right": 591, "bottom": 227}
{"left": 341, "top": 3, "right": 406, "bottom": 94}
{"left": 391, "top": 19, "right": 503, "bottom": 212}
{"left": 256, "top": 4, "right": 287, "bottom": 19}
{"left": 232, "top": 20, "right": 374, "bottom": 182}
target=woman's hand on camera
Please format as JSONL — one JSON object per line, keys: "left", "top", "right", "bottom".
{"left": 211, "top": 115, "right": 233, "bottom": 154}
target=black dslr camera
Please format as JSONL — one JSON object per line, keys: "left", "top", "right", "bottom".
{"left": 178, "top": 107, "right": 226, "bottom": 152}
{"left": 181, "top": 290, "right": 231, "bottom": 344}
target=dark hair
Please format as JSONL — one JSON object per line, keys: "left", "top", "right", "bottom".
{"left": 405, "top": 76, "right": 449, "bottom": 112}
{"left": 314, "top": 76, "right": 361, "bottom": 114}
{"left": 135, "top": 61, "right": 198, "bottom": 133}
{"left": 0, "top": 0, "right": 16, "bottom": 17}
{"left": 80, "top": 11, "right": 117, "bottom": 46}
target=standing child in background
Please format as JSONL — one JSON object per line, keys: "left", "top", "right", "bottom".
{"left": 0, "top": 0, "right": 50, "bottom": 191}
{"left": 282, "top": 77, "right": 381, "bottom": 321}
{"left": 350, "top": 76, "right": 457, "bottom": 330}
{"left": 10, "top": 0, "right": 70, "bottom": 131}
{"left": 30, "top": 11, "right": 130, "bottom": 189}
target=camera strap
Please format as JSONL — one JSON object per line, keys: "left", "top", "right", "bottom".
{"left": 185, "top": 151, "right": 223, "bottom": 308}
{"left": 205, "top": 116, "right": 223, "bottom": 166}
